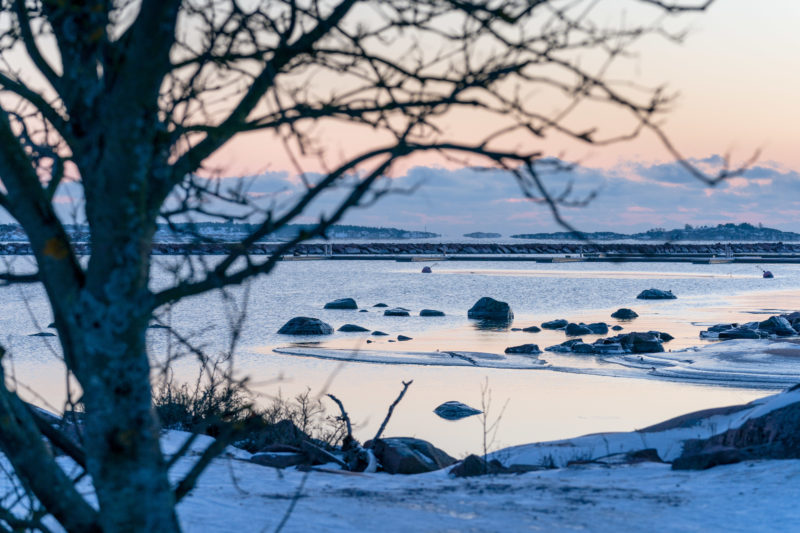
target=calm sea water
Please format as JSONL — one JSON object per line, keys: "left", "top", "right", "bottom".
{"left": 2, "top": 257, "right": 797, "bottom": 456}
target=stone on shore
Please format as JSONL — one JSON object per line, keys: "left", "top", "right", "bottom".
{"left": 433, "top": 401, "right": 482, "bottom": 421}
{"left": 467, "top": 297, "right": 513, "bottom": 321}
{"left": 366, "top": 437, "right": 456, "bottom": 474}
{"left": 611, "top": 308, "right": 639, "bottom": 319}
{"left": 278, "top": 317, "right": 333, "bottom": 335}
{"left": 637, "top": 288, "right": 677, "bottom": 300}
{"left": 324, "top": 298, "right": 358, "bottom": 310}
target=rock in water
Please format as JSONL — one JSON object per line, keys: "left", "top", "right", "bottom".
{"left": 277, "top": 317, "right": 333, "bottom": 335}
{"left": 324, "top": 298, "right": 358, "bottom": 310}
{"left": 434, "top": 401, "right": 482, "bottom": 421}
{"left": 504, "top": 344, "right": 541, "bottom": 354}
{"left": 420, "top": 309, "right": 445, "bottom": 317}
{"left": 541, "top": 319, "right": 568, "bottom": 329}
{"left": 565, "top": 323, "right": 593, "bottom": 336}
{"left": 397, "top": 335, "right": 412, "bottom": 341}
{"left": 373, "top": 303, "right": 389, "bottom": 308}
{"left": 636, "top": 288, "right": 677, "bottom": 300}
{"left": 421, "top": 266, "right": 432, "bottom": 273}
{"left": 758, "top": 316, "right": 796, "bottom": 336}
{"left": 467, "top": 297, "right": 513, "bottom": 321}
{"left": 371, "top": 330, "right": 389, "bottom": 336}
{"left": 384, "top": 307, "right": 410, "bottom": 317}
{"left": 611, "top": 308, "right": 639, "bottom": 319}
{"left": 587, "top": 322, "right": 609, "bottom": 334}
{"left": 366, "top": 437, "right": 456, "bottom": 474}
{"left": 338, "top": 324, "right": 369, "bottom": 332}
{"left": 522, "top": 325, "right": 541, "bottom": 333}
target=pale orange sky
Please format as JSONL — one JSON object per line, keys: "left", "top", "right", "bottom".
{"left": 211, "top": 0, "right": 800, "bottom": 177}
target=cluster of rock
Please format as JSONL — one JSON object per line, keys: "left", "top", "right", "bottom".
{"left": 546, "top": 331, "right": 674, "bottom": 355}
{"left": 700, "top": 313, "right": 800, "bottom": 340}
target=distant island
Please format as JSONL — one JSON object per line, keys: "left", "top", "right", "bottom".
{"left": 511, "top": 223, "right": 800, "bottom": 242}
{"left": 464, "top": 232, "right": 502, "bottom": 239}
{"left": 0, "top": 223, "right": 440, "bottom": 243}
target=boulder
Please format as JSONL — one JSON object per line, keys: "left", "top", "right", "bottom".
{"left": 572, "top": 342, "right": 595, "bottom": 354}
{"left": 467, "top": 297, "right": 513, "bottom": 321}
{"left": 586, "top": 322, "right": 609, "bottom": 335}
{"left": 611, "top": 325, "right": 623, "bottom": 331}
{"left": 758, "top": 316, "right": 796, "bottom": 336}
{"left": 636, "top": 288, "right": 677, "bottom": 300}
{"left": 367, "top": 437, "right": 456, "bottom": 474}
{"left": 541, "top": 319, "right": 568, "bottom": 330}
{"left": 324, "top": 298, "right": 358, "bottom": 310}
{"left": 522, "top": 325, "right": 541, "bottom": 333}
{"left": 338, "top": 324, "right": 370, "bottom": 332}
{"left": 504, "top": 344, "right": 541, "bottom": 354}
{"left": 624, "top": 332, "right": 664, "bottom": 354}
{"left": 565, "top": 323, "right": 593, "bottom": 336}
{"left": 278, "top": 317, "right": 333, "bottom": 335}
{"left": 449, "top": 454, "right": 506, "bottom": 477}
{"left": 397, "top": 335, "right": 412, "bottom": 341}
{"left": 371, "top": 330, "right": 389, "bottom": 336}
{"left": 591, "top": 342, "right": 624, "bottom": 354}
{"left": 373, "top": 303, "right": 389, "bottom": 308}
{"left": 611, "top": 308, "right": 638, "bottom": 319}
{"left": 420, "top": 309, "right": 445, "bottom": 317}
{"left": 384, "top": 308, "right": 410, "bottom": 317}
{"left": 421, "top": 266, "right": 432, "bottom": 273}
{"left": 433, "top": 401, "right": 482, "bottom": 421}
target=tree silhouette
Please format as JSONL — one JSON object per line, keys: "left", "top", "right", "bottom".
{"left": 0, "top": 1, "right": 737, "bottom": 531}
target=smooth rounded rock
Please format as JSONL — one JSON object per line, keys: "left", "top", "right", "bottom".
{"left": 467, "top": 297, "right": 513, "bottom": 321}
{"left": 324, "top": 298, "right": 358, "bottom": 310}
{"left": 278, "top": 317, "right": 333, "bottom": 335}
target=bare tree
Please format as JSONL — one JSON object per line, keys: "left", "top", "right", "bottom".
{"left": 0, "top": 0, "right": 736, "bottom": 531}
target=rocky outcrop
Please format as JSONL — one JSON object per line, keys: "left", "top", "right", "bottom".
{"left": 419, "top": 309, "right": 445, "bottom": 317}
{"left": 434, "top": 401, "right": 482, "bottom": 421}
{"left": 324, "top": 298, "right": 358, "bottom": 309}
{"left": 672, "top": 397, "right": 800, "bottom": 470}
{"left": 277, "top": 317, "right": 333, "bottom": 335}
{"left": 366, "top": 437, "right": 456, "bottom": 474}
{"left": 467, "top": 297, "right": 513, "bottom": 321}
{"left": 546, "top": 331, "right": 671, "bottom": 355}
{"left": 338, "top": 324, "right": 369, "bottom": 332}
{"left": 504, "top": 344, "right": 541, "bottom": 354}
{"left": 611, "top": 308, "right": 639, "bottom": 319}
{"left": 637, "top": 288, "right": 677, "bottom": 300}
{"left": 700, "top": 313, "right": 800, "bottom": 340}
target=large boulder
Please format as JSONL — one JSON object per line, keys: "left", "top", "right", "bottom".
{"left": 434, "top": 401, "right": 482, "bottom": 421}
{"left": 468, "top": 297, "right": 513, "bottom": 321}
{"left": 324, "top": 298, "right": 358, "bottom": 310}
{"left": 637, "top": 288, "right": 677, "bottom": 300}
{"left": 504, "top": 344, "right": 541, "bottom": 354}
{"left": 565, "top": 323, "right": 592, "bottom": 336}
{"left": 611, "top": 308, "right": 638, "bottom": 319}
{"left": 278, "top": 317, "right": 333, "bottom": 335}
{"left": 541, "top": 319, "right": 568, "bottom": 330}
{"left": 367, "top": 437, "right": 456, "bottom": 474}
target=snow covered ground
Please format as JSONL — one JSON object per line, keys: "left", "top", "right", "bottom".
{"left": 171, "top": 388, "right": 800, "bottom": 532}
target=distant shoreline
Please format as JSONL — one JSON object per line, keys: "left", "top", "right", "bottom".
{"left": 6, "top": 241, "right": 800, "bottom": 262}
